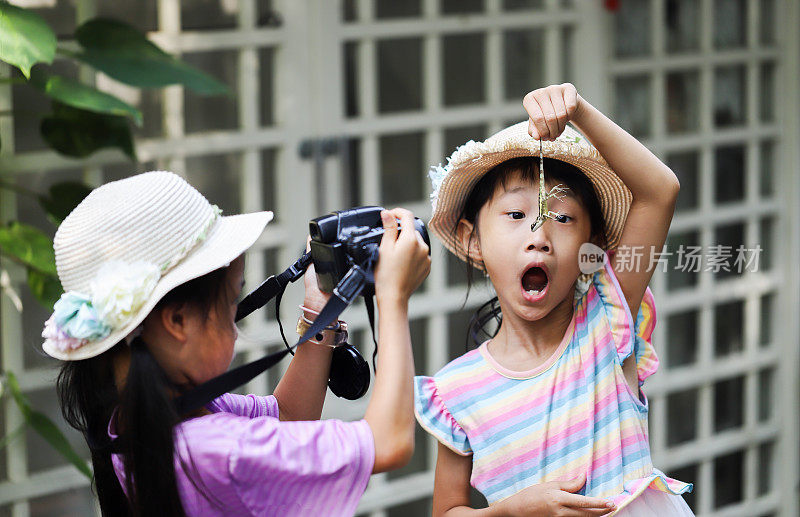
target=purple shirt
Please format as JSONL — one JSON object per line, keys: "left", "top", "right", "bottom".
{"left": 109, "top": 393, "right": 375, "bottom": 516}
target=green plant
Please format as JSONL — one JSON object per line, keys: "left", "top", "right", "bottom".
{"left": 0, "top": 1, "right": 231, "bottom": 480}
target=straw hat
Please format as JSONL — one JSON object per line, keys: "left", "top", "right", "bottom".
{"left": 42, "top": 171, "right": 273, "bottom": 361}
{"left": 428, "top": 121, "right": 631, "bottom": 269}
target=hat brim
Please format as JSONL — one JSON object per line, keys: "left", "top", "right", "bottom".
{"left": 429, "top": 123, "right": 631, "bottom": 270}
{"left": 44, "top": 210, "right": 273, "bottom": 361}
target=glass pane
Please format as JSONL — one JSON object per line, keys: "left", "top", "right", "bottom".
{"left": 504, "top": 30, "right": 545, "bottom": 101}
{"left": 714, "top": 66, "right": 747, "bottom": 127}
{"left": 562, "top": 27, "right": 575, "bottom": 85}
{"left": 444, "top": 124, "right": 488, "bottom": 156}
{"left": 342, "top": 138, "right": 363, "bottom": 205}
{"left": 714, "top": 300, "right": 744, "bottom": 357}
{"left": 344, "top": 42, "right": 359, "bottom": 117}
{"left": 714, "top": 376, "right": 744, "bottom": 431}
{"left": 665, "top": 230, "right": 700, "bottom": 290}
{"left": 759, "top": 293, "right": 774, "bottom": 347}
{"left": 503, "top": 0, "right": 545, "bottom": 10}
{"left": 259, "top": 47, "right": 276, "bottom": 126}
{"left": 378, "top": 38, "right": 423, "bottom": 113}
{"left": 665, "top": 0, "right": 699, "bottom": 53}
{"left": 758, "top": 368, "right": 774, "bottom": 422}
{"left": 614, "top": 0, "right": 651, "bottom": 58}
{"left": 342, "top": 0, "right": 357, "bottom": 22}
{"left": 669, "top": 464, "right": 698, "bottom": 511}
{"left": 667, "top": 388, "right": 698, "bottom": 445}
{"left": 760, "top": 62, "right": 776, "bottom": 123}
{"left": 760, "top": 0, "right": 775, "bottom": 46}
{"left": 666, "top": 151, "right": 699, "bottom": 211}
{"left": 257, "top": 0, "right": 281, "bottom": 27}
{"left": 614, "top": 75, "right": 651, "bottom": 138}
{"left": 443, "top": 0, "right": 484, "bottom": 14}
{"left": 759, "top": 216, "right": 774, "bottom": 272}
{"left": 182, "top": 0, "right": 237, "bottom": 30}
{"left": 387, "top": 497, "right": 433, "bottom": 517}
{"left": 97, "top": 0, "right": 158, "bottom": 32}
{"left": 183, "top": 50, "right": 239, "bottom": 133}
{"left": 758, "top": 441, "right": 774, "bottom": 495}
{"left": 380, "top": 132, "right": 424, "bottom": 205}
{"left": 712, "top": 222, "right": 745, "bottom": 279}
{"left": 29, "top": 486, "right": 95, "bottom": 516}
{"left": 26, "top": 388, "right": 89, "bottom": 474}
{"left": 449, "top": 308, "right": 476, "bottom": 358}
{"left": 443, "top": 33, "right": 486, "bottom": 106}
{"left": 134, "top": 89, "right": 165, "bottom": 139}
{"left": 666, "top": 310, "right": 698, "bottom": 367}
{"left": 260, "top": 148, "right": 277, "bottom": 214}
{"left": 714, "top": 145, "right": 745, "bottom": 204}
{"left": 714, "top": 450, "right": 744, "bottom": 507}
{"left": 666, "top": 70, "right": 700, "bottom": 133}
{"left": 185, "top": 152, "right": 243, "bottom": 214}
{"left": 29, "top": 0, "right": 76, "bottom": 36}
{"left": 759, "top": 141, "right": 775, "bottom": 197}
{"left": 375, "top": 0, "right": 421, "bottom": 19}
{"left": 714, "top": 0, "right": 746, "bottom": 49}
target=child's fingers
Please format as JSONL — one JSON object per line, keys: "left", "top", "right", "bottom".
{"left": 392, "top": 208, "right": 416, "bottom": 243}
{"left": 523, "top": 92, "right": 547, "bottom": 140}
{"left": 563, "top": 83, "right": 579, "bottom": 118}
{"left": 380, "top": 210, "right": 399, "bottom": 246}
{"left": 557, "top": 473, "right": 587, "bottom": 493}
{"left": 560, "top": 493, "right": 615, "bottom": 510}
{"left": 548, "top": 87, "right": 568, "bottom": 137}
{"left": 531, "top": 90, "right": 558, "bottom": 140}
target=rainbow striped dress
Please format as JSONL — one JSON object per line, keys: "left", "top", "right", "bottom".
{"left": 414, "top": 259, "right": 692, "bottom": 508}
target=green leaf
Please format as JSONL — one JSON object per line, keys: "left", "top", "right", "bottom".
{"left": 41, "top": 102, "right": 135, "bottom": 160}
{"left": 0, "top": 2, "right": 56, "bottom": 78}
{"left": 38, "top": 181, "right": 93, "bottom": 223}
{"left": 0, "top": 221, "right": 56, "bottom": 274}
{"left": 73, "top": 18, "right": 229, "bottom": 96}
{"left": 27, "top": 269, "right": 62, "bottom": 309}
{"left": 5, "top": 372, "right": 92, "bottom": 479}
{"left": 0, "top": 423, "right": 24, "bottom": 450}
{"left": 30, "top": 68, "right": 142, "bottom": 126}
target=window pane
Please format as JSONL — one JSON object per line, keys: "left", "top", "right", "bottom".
{"left": 712, "top": 222, "right": 745, "bottom": 279}
{"left": 759, "top": 216, "right": 774, "bottom": 272}
{"left": 503, "top": 0, "right": 545, "bottom": 10}
{"left": 614, "top": 0, "right": 651, "bottom": 57}
{"left": 444, "top": 124, "right": 488, "bottom": 157}
{"left": 669, "top": 464, "right": 698, "bottom": 511}
{"left": 375, "top": 0, "right": 421, "bottom": 18}
{"left": 666, "top": 310, "right": 698, "bottom": 367}
{"left": 504, "top": 30, "right": 545, "bottom": 101}
{"left": 666, "top": 151, "right": 699, "bottom": 211}
{"left": 667, "top": 388, "right": 698, "bottom": 445}
{"left": 759, "top": 141, "right": 775, "bottom": 197}
{"left": 449, "top": 308, "right": 476, "bottom": 358}
{"left": 380, "top": 132, "right": 424, "bottom": 205}
{"left": 714, "top": 450, "right": 744, "bottom": 507}
{"left": 666, "top": 230, "right": 700, "bottom": 290}
{"left": 443, "top": 33, "right": 486, "bottom": 106}
{"left": 344, "top": 42, "right": 359, "bottom": 117}
{"left": 614, "top": 75, "right": 651, "bottom": 138}
{"left": 760, "top": 62, "right": 776, "bottom": 123}
{"left": 182, "top": 0, "right": 237, "bottom": 30}
{"left": 713, "top": 0, "right": 746, "bottom": 49}
{"left": 442, "top": 0, "right": 484, "bottom": 14}
{"left": 758, "top": 368, "right": 774, "bottom": 422}
{"left": 29, "top": 486, "right": 95, "bottom": 516}
{"left": 666, "top": 70, "right": 699, "bottom": 133}
{"left": 714, "top": 66, "right": 747, "bottom": 127}
{"left": 714, "top": 376, "right": 744, "bottom": 431}
{"left": 185, "top": 153, "right": 243, "bottom": 214}
{"left": 759, "top": 293, "right": 774, "bottom": 347}
{"left": 714, "top": 145, "right": 745, "bottom": 204}
{"left": 758, "top": 441, "right": 774, "bottom": 496}
{"left": 259, "top": 47, "right": 276, "bottom": 126}
{"left": 760, "top": 0, "right": 776, "bottom": 46}
{"left": 714, "top": 300, "right": 744, "bottom": 357}
{"left": 665, "top": 0, "right": 699, "bottom": 53}
{"left": 183, "top": 50, "right": 239, "bottom": 133}
{"left": 378, "top": 38, "right": 423, "bottom": 113}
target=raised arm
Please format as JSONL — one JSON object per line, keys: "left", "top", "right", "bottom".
{"left": 523, "top": 83, "right": 680, "bottom": 321}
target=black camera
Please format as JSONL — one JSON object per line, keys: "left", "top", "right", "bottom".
{"left": 309, "top": 206, "right": 430, "bottom": 293}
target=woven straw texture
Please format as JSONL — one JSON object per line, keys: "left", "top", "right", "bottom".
{"left": 429, "top": 122, "right": 632, "bottom": 269}
{"left": 45, "top": 171, "right": 272, "bottom": 360}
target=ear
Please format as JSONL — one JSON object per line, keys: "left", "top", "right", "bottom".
{"left": 159, "top": 303, "right": 191, "bottom": 344}
{"left": 456, "top": 219, "right": 482, "bottom": 264}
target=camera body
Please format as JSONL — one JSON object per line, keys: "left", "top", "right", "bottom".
{"left": 309, "top": 206, "right": 429, "bottom": 293}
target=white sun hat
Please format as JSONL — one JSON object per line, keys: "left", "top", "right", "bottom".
{"left": 42, "top": 171, "right": 273, "bottom": 361}
{"left": 428, "top": 121, "right": 632, "bottom": 269}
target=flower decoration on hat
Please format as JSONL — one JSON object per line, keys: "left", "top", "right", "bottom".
{"left": 42, "top": 261, "right": 161, "bottom": 353}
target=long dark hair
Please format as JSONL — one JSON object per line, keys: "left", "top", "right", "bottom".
{"left": 57, "top": 266, "right": 231, "bottom": 517}
{"left": 454, "top": 157, "right": 607, "bottom": 349}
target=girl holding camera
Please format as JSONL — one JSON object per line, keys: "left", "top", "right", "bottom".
{"left": 46, "top": 171, "right": 430, "bottom": 516}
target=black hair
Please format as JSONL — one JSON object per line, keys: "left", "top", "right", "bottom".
{"left": 454, "top": 157, "right": 607, "bottom": 349}
{"left": 57, "top": 265, "right": 232, "bottom": 517}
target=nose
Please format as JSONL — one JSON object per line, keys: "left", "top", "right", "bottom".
{"left": 527, "top": 225, "right": 551, "bottom": 253}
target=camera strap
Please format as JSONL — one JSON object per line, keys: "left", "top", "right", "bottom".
{"left": 173, "top": 252, "right": 375, "bottom": 415}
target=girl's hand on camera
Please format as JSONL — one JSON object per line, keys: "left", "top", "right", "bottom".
{"left": 375, "top": 208, "right": 430, "bottom": 306}
{"left": 523, "top": 83, "right": 587, "bottom": 141}
{"left": 302, "top": 236, "right": 331, "bottom": 313}
{"left": 497, "top": 474, "right": 615, "bottom": 517}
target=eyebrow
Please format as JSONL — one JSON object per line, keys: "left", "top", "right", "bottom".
{"left": 500, "top": 184, "right": 577, "bottom": 199}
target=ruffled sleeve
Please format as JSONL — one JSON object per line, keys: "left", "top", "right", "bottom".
{"left": 591, "top": 257, "right": 660, "bottom": 385}
{"left": 414, "top": 376, "right": 472, "bottom": 456}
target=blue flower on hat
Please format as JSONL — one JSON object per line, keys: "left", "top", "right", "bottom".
{"left": 52, "top": 292, "right": 111, "bottom": 341}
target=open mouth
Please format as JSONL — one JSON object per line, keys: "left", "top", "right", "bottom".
{"left": 522, "top": 266, "right": 549, "bottom": 298}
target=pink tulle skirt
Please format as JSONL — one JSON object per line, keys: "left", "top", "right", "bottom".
{"left": 614, "top": 488, "right": 695, "bottom": 516}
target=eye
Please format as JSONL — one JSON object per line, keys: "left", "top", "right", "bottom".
{"left": 553, "top": 214, "right": 572, "bottom": 223}
{"left": 507, "top": 211, "right": 525, "bottom": 220}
